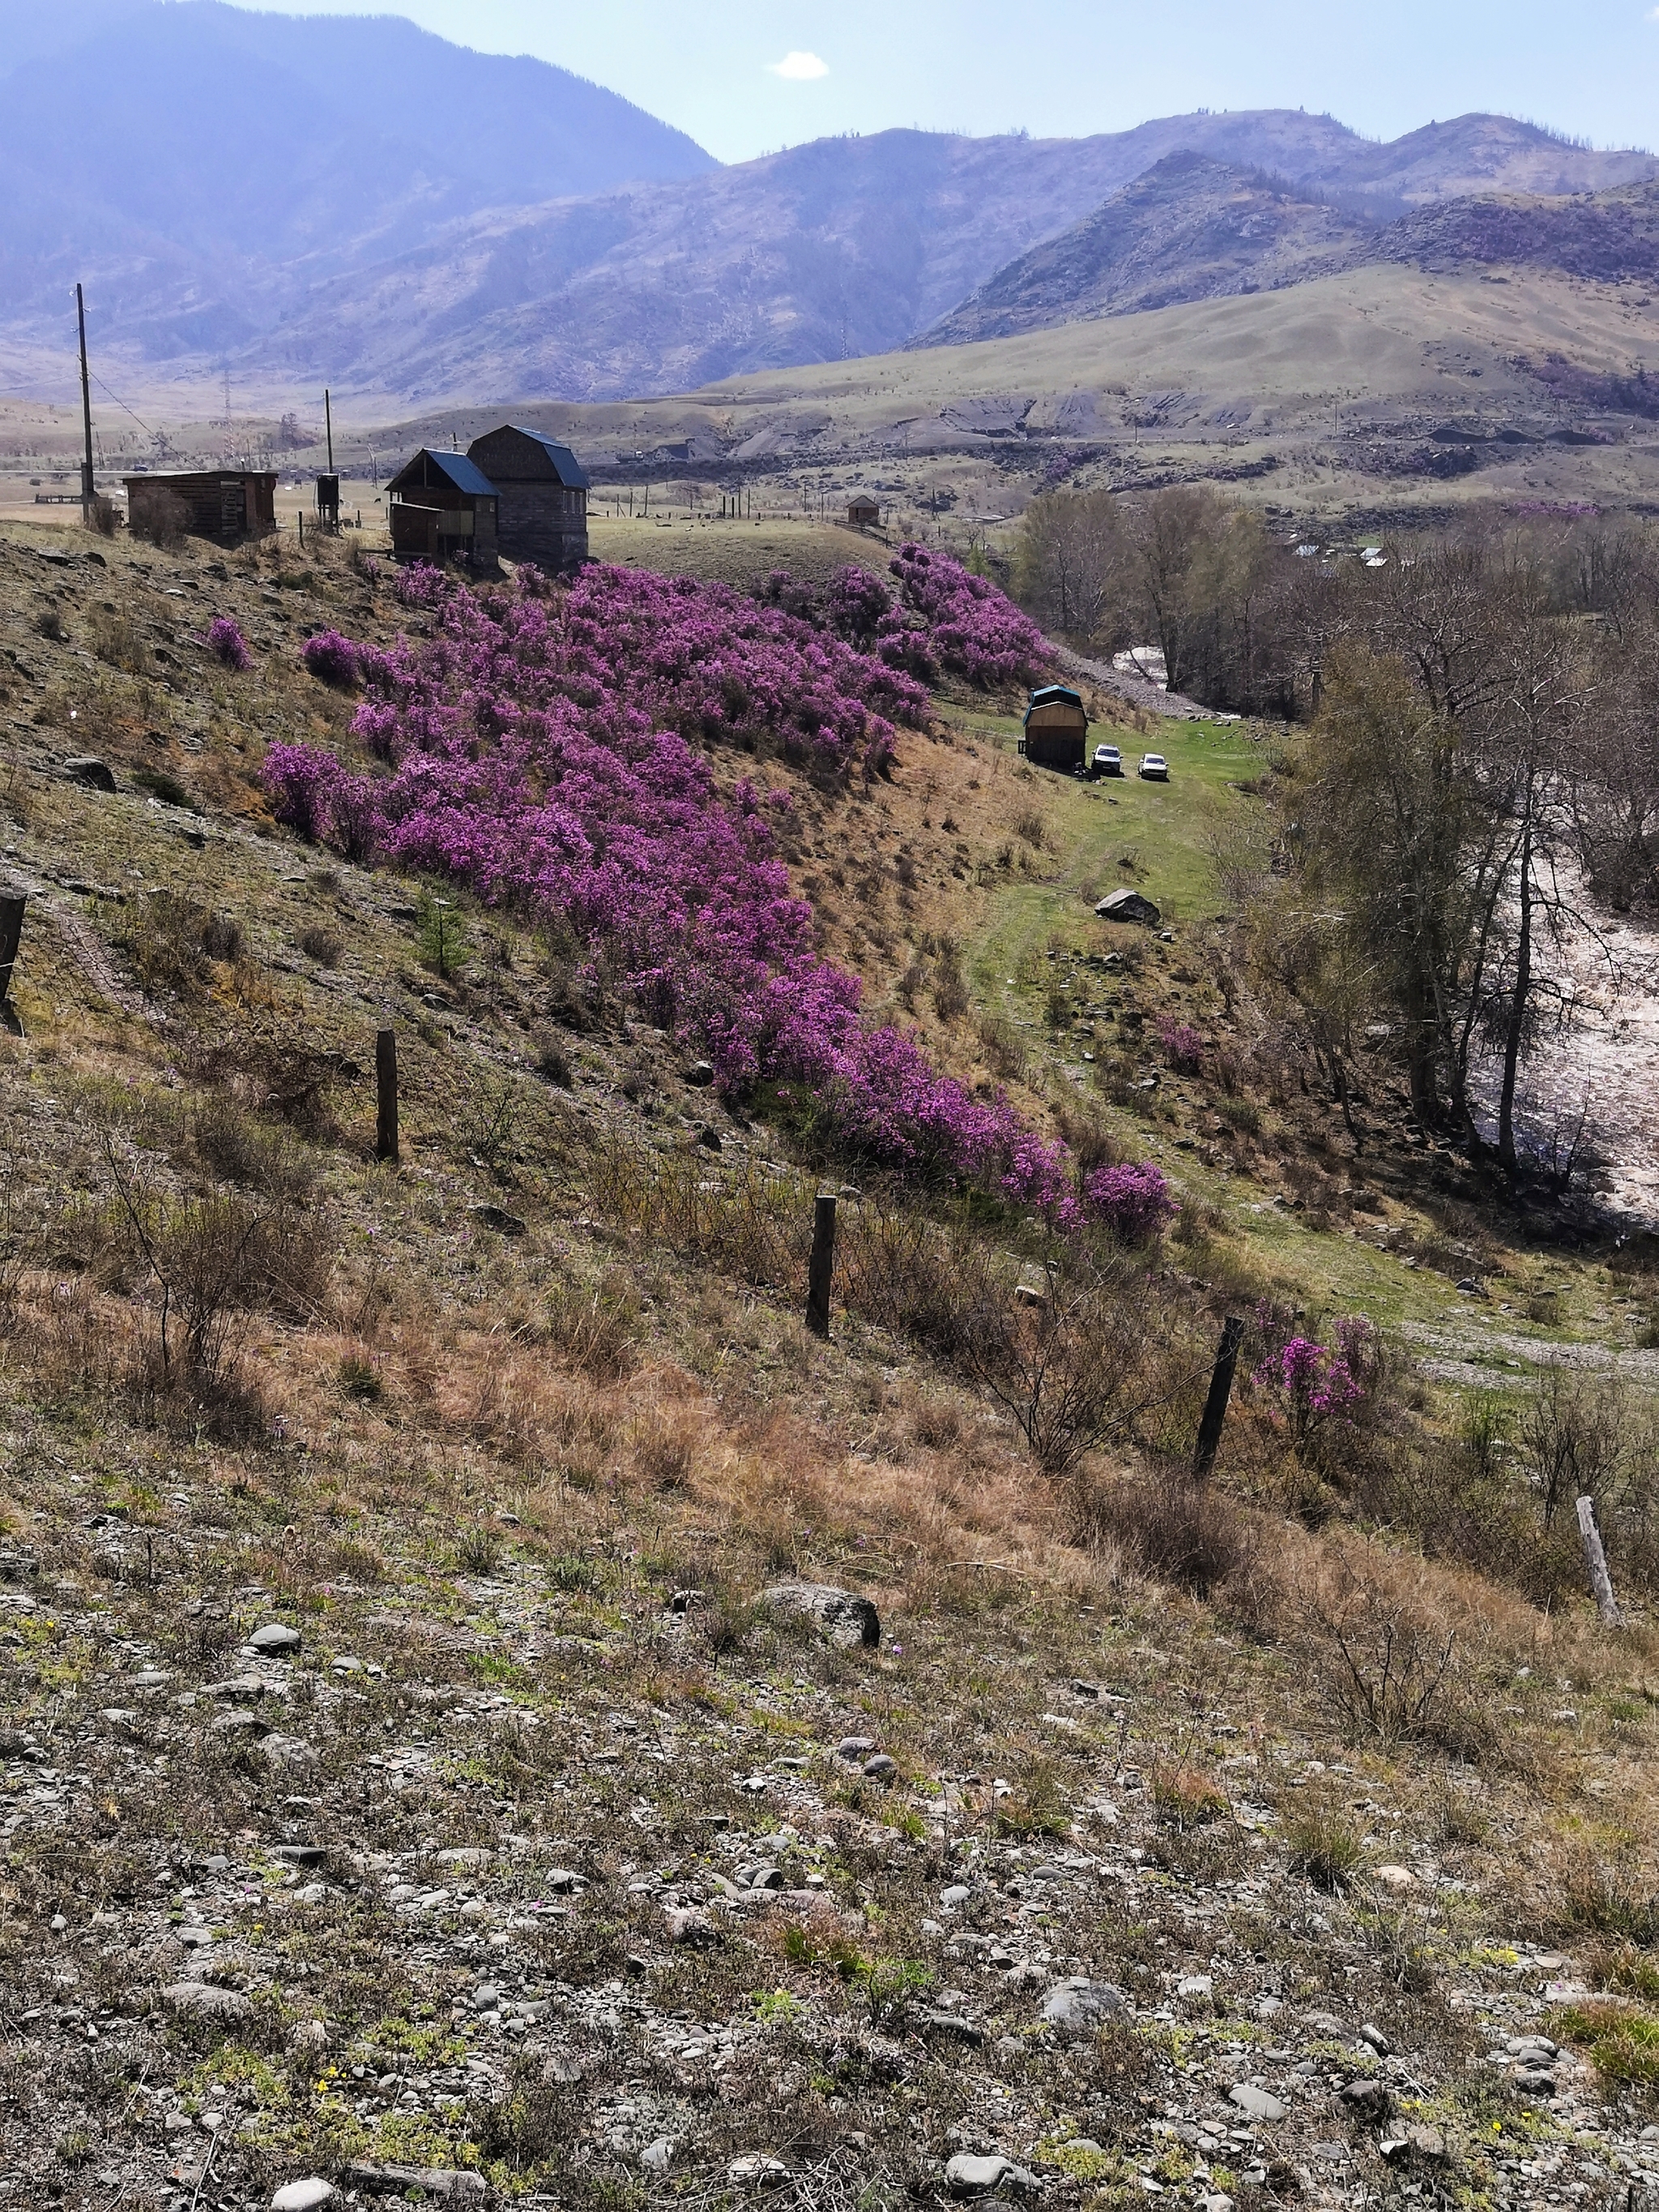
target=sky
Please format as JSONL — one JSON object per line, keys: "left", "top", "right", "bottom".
{"left": 224, "top": 0, "right": 1658, "bottom": 164}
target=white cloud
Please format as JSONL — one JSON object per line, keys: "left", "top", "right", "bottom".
{"left": 767, "top": 49, "right": 830, "bottom": 79}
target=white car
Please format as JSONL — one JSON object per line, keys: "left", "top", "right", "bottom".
{"left": 1138, "top": 752, "right": 1170, "bottom": 780}
{"left": 1092, "top": 743, "right": 1123, "bottom": 776}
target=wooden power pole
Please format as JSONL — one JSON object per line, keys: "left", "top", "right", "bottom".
{"left": 76, "top": 283, "right": 95, "bottom": 526}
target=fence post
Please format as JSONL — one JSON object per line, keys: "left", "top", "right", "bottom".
{"left": 0, "top": 891, "right": 25, "bottom": 1006}
{"left": 1192, "top": 1315, "right": 1246, "bottom": 1480}
{"left": 1576, "top": 1494, "right": 1621, "bottom": 1626}
{"left": 375, "top": 1027, "right": 399, "bottom": 1163}
{"left": 805, "top": 1192, "right": 837, "bottom": 1339}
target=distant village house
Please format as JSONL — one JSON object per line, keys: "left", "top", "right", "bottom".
{"left": 123, "top": 469, "right": 277, "bottom": 544}
{"left": 386, "top": 450, "right": 500, "bottom": 566}
{"left": 846, "top": 493, "right": 881, "bottom": 528}
{"left": 465, "top": 426, "right": 590, "bottom": 571}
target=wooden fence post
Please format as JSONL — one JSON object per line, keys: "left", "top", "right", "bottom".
{"left": 0, "top": 892, "right": 25, "bottom": 1006}
{"left": 805, "top": 1193, "right": 837, "bottom": 1340}
{"left": 375, "top": 1027, "right": 399, "bottom": 1163}
{"left": 1192, "top": 1315, "right": 1246, "bottom": 1479}
{"left": 1576, "top": 1494, "right": 1621, "bottom": 1626}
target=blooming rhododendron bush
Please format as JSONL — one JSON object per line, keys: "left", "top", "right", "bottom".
{"left": 263, "top": 560, "right": 1167, "bottom": 1230}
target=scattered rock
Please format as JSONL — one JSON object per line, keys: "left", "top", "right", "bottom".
{"left": 468, "top": 1204, "right": 527, "bottom": 1237}
{"left": 62, "top": 755, "right": 117, "bottom": 791}
{"left": 760, "top": 1581, "right": 880, "bottom": 1648}
{"left": 945, "top": 2152, "right": 1037, "bottom": 2194}
{"left": 940, "top": 1883, "right": 971, "bottom": 1908}
{"left": 862, "top": 1753, "right": 898, "bottom": 1782}
{"left": 1040, "top": 1978, "right": 1128, "bottom": 2034}
{"left": 727, "top": 2153, "right": 789, "bottom": 2186}
{"left": 164, "top": 1982, "right": 252, "bottom": 2019}
{"left": 249, "top": 1623, "right": 302, "bottom": 1655}
{"left": 1229, "top": 2083, "right": 1287, "bottom": 2122}
{"left": 271, "top": 2184, "right": 336, "bottom": 2212}
{"left": 642, "top": 2137, "right": 675, "bottom": 2172}
{"left": 684, "top": 1060, "right": 715, "bottom": 1087}
{"left": 837, "top": 1736, "right": 876, "bottom": 1762}
{"left": 918, "top": 2008, "right": 985, "bottom": 2045}
{"left": 1358, "top": 2022, "right": 1391, "bottom": 2056}
{"left": 1387, "top": 2121, "right": 1448, "bottom": 2160}
{"left": 1094, "top": 887, "right": 1161, "bottom": 924}
{"left": 1013, "top": 1281, "right": 1047, "bottom": 1307}
{"left": 1372, "top": 1864, "right": 1416, "bottom": 1892}
{"left": 1341, "top": 2078, "right": 1392, "bottom": 2120}
{"left": 271, "top": 1845, "right": 326, "bottom": 1867}
{"left": 663, "top": 1904, "right": 715, "bottom": 1945}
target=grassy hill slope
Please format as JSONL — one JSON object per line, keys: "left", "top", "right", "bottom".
{"left": 0, "top": 516, "right": 1655, "bottom": 2212}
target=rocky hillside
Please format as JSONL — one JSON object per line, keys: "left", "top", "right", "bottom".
{"left": 1, "top": 513, "right": 1658, "bottom": 2212}
{"left": 921, "top": 164, "right": 1659, "bottom": 352}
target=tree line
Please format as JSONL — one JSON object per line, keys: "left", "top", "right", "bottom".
{"left": 1015, "top": 488, "right": 1659, "bottom": 1171}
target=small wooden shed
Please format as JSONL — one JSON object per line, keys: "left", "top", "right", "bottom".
{"left": 847, "top": 493, "right": 881, "bottom": 527}
{"left": 386, "top": 450, "right": 500, "bottom": 565}
{"left": 124, "top": 470, "right": 276, "bottom": 543}
{"left": 1019, "top": 683, "right": 1090, "bottom": 771}
{"left": 465, "top": 425, "right": 589, "bottom": 571}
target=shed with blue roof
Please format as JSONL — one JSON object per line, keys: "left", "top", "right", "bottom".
{"left": 466, "top": 424, "right": 590, "bottom": 572}
{"left": 386, "top": 448, "right": 500, "bottom": 566}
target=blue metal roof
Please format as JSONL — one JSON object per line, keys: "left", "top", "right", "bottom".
{"left": 424, "top": 450, "right": 498, "bottom": 497}
{"left": 502, "top": 426, "right": 592, "bottom": 490}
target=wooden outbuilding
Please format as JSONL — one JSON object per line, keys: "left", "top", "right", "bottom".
{"left": 1018, "top": 683, "right": 1090, "bottom": 772}
{"left": 124, "top": 469, "right": 276, "bottom": 543}
{"left": 846, "top": 493, "right": 881, "bottom": 527}
{"left": 465, "top": 425, "right": 589, "bottom": 571}
{"left": 386, "top": 450, "right": 500, "bottom": 565}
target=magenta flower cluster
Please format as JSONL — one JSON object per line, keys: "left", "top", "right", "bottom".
{"left": 1252, "top": 1317, "right": 1376, "bottom": 1439}
{"left": 262, "top": 562, "right": 1166, "bottom": 1231}
{"left": 1158, "top": 1017, "right": 1205, "bottom": 1074}
{"left": 204, "top": 616, "right": 250, "bottom": 671}
{"left": 301, "top": 629, "right": 364, "bottom": 687}
{"left": 889, "top": 543, "right": 1048, "bottom": 689}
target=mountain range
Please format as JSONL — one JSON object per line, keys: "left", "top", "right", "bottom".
{"left": 0, "top": 1, "right": 1654, "bottom": 408}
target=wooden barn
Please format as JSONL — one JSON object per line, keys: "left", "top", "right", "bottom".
{"left": 386, "top": 450, "right": 500, "bottom": 565}
{"left": 124, "top": 469, "right": 276, "bottom": 544}
{"left": 846, "top": 493, "right": 881, "bottom": 527}
{"left": 1018, "top": 683, "right": 1090, "bottom": 771}
{"left": 465, "top": 425, "right": 589, "bottom": 571}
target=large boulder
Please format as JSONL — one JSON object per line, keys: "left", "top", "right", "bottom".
{"left": 1095, "top": 888, "right": 1160, "bottom": 925}
{"left": 760, "top": 1582, "right": 880, "bottom": 1648}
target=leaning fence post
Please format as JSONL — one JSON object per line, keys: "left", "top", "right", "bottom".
{"left": 375, "top": 1027, "right": 399, "bottom": 1163}
{"left": 0, "top": 891, "right": 25, "bottom": 1008}
{"left": 805, "top": 1192, "right": 838, "bottom": 1339}
{"left": 1576, "top": 1494, "right": 1622, "bottom": 1626}
{"left": 1192, "top": 1315, "right": 1246, "bottom": 1479}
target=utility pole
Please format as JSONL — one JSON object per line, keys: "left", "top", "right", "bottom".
{"left": 75, "top": 283, "right": 95, "bottom": 525}
{"left": 325, "top": 389, "right": 335, "bottom": 474}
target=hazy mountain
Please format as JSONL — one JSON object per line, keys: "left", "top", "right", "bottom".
{"left": 0, "top": 0, "right": 714, "bottom": 339}
{"left": 0, "top": 0, "right": 1651, "bottom": 408}
{"left": 919, "top": 154, "right": 1380, "bottom": 345}
{"left": 246, "top": 112, "right": 1659, "bottom": 405}
{"left": 919, "top": 159, "right": 1659, "bottom": 352}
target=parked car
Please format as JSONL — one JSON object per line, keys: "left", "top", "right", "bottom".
{"left": 1138, "top": 752, "right": 1170, "bottom": 780}
{"left": 1092, "top": 743, "right": 1123, "bottom": 776}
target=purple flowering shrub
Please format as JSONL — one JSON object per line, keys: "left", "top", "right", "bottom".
{"left": 260, "top": 562, "right": 1166, "bottom": 1227}
{"left": 1158, "top": 1018, "right": 1204, "bottom": 1074}
{"left": 889, "top": 543, "right": 1047, "bottom": 689}
{"left": 301, "top": 629, "right": 362, "bottom": 688}
{"left": 204, "top": 616, "right": 250, "bottom": 671}
{"left": 1081, "top": 1161, "right": 1179, "bottom": 1244}
{"left": 1252, "top": 1313, "right": 1380, "bottom": 1440}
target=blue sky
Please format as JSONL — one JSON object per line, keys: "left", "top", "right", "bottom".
{"left": 232, "top": 0, "right": 1657, "bottom": 163}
